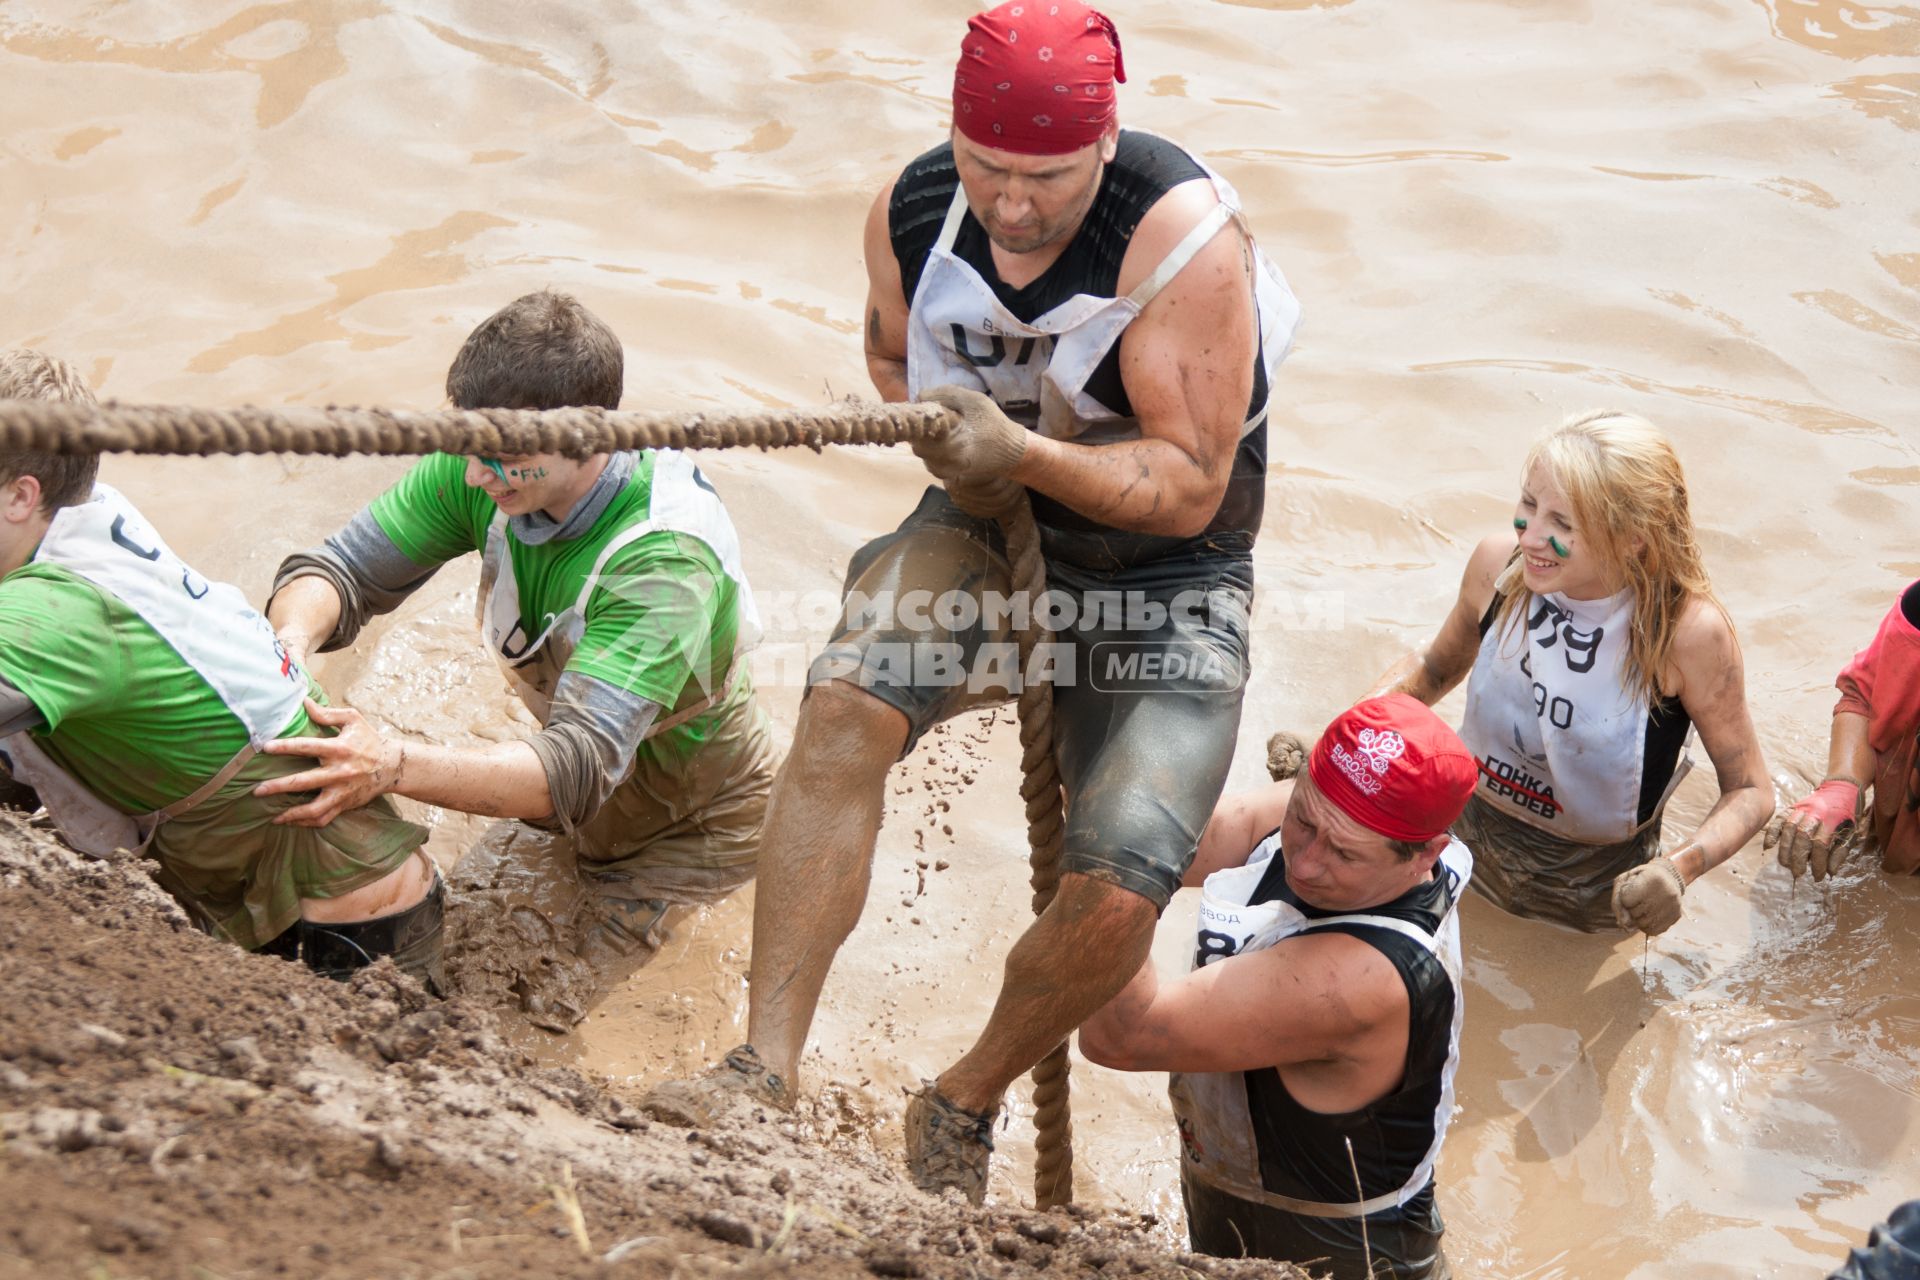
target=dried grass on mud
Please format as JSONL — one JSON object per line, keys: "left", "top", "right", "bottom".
{"left": 0, "top": 814, "right": 1310, "bottom": 1280}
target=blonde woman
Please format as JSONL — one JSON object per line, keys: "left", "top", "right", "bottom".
{"left": 1368, "top": 411, "right": 1773, "bottom": 934}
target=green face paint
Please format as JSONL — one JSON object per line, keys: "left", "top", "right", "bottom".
{"left": 1548, "top": 535, "right": 1570, "bottom": 559}
{"left": 1513, "top": 517, "right": 1528, "bottom": 531}
{"left": 478, "top": 456, "right": 510, "bottom": 484}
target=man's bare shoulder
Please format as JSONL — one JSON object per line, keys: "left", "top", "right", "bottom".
{"left": 1113, "top": 177, "right": 1227, "bottom": 298}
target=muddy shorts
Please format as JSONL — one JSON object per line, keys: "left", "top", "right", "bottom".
{"left": 1452, "top": 793, "right": 1660, "bottom": 932}
{"left": 572, "top": 673, "right": 776, "bottom": 905}
{"left": 1182, "top": 1168, "right": 1451, "bottom": 1279}
{"left": 149, "top": 752, "right": 428, "bottom": 952}
{"left": 808, "top": 487, "right": 1252, "bottom": 910}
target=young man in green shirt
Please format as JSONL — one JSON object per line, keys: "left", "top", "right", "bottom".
{"left": 0, "top": 349, "right": 440, "bottom": 985}
{"left": 262, "top": 292, "right": 773, "bottom": 958}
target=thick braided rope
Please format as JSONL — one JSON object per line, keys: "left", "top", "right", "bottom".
{"left": 995, "top": 494, "right": 1074, "bottom": 1210}
{"left": 3, "top": 390, "right": 1077, "bottom": 1204}
{"left": 0, "top": 399, "right": 952, "bottom": 457}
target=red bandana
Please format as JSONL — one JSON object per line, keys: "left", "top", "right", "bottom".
{"left": 952, "top": 1, "right": 1127, "bottom": 156}
{"left": 1307, "top": 695, "right": 1479, "bottom": 844}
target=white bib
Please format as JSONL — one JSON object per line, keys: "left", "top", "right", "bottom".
{"left": 905, "top": 159, "right": 1300, "bottom": 443}
{"left": 1459, "top": 589, "right": 1689, "bottom": 843}
{"left": 2, "top": 484, "right": 307, "bottom": 855}
{"left": 1168, "top": 833, "right": 1471, "bottom": 1219}
{"left": 478, "top": 451, "right": 762, "bottom": 730}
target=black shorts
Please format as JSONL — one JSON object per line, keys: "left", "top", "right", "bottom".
{"left": 808, "top": 488, "right": 1251, "bottom": 910}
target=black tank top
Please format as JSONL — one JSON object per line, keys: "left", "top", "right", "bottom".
{"left": 888, "top": 131, "right": 1268, "bottom": 564}
{"left": 1239, "top": 841, "right": 1459, "bottom": 1204}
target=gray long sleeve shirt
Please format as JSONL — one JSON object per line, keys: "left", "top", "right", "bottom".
{"left": 271, "top": 508, "right": 660, "bottom": 831}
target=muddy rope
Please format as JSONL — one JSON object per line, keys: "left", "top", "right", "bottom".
{"left": 0, "top": 394, "right": 1077, "bottom": 1207}
{"left": 0, "top": 398, "right": 952, "bottom": 458}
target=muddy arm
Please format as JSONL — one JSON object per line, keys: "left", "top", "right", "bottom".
{"left": 269, "top": 508, "right": 444, "bottom": 656}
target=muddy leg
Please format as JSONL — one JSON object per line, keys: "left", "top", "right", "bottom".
{"left": 935, "top": 872, "right": 1155, "bottom": 1113}
{"left": 745, "top": 680, "right": 909, "bottom": 1087}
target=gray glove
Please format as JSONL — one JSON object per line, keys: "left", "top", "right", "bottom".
{"left": 1610, "top": 857, "right": 1687, "bottom": 936}
{"left": 915, "top": 385, "right": 1029, "bottom": 484}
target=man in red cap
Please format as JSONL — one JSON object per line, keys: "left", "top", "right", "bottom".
{"left": 1081, "top": 695, "right": 1477, "bottom": 1279}
{"left": 646, "top": 0, "right": 1300, "bottom": 1204}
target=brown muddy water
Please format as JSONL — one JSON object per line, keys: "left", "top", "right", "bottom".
{"left": 6, "top": 1, "right": 1920, "bottom": 1275}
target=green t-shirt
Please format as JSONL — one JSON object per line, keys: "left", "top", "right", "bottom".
{"left": 0, "top": 562, "right": 308, "bottom": 812}
{"left": 0, "top": 563, "right": 424, "bottom": 947}
{"left": 369, "top": 452, "right": 743, "bottom": 736}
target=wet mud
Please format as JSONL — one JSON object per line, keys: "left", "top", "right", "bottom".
{"left": 0, "top": 815, "right": 1309, "bottom": 1280}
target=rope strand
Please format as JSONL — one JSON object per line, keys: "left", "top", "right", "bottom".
{"left": 0, "top": 398, "right": 953, "bottom": 457}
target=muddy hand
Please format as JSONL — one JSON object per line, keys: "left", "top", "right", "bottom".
{"left": 254, "top": 697, "right": 406, "bottom": 827}
{"left": 1764, "top": 777, "right": 1858, "bottom": 882}
{"left": 1610, "top": 858, "right": 1686, "bottom": 936}
{"left": 915, "top": 385, "right": 1029, "bottom": 484}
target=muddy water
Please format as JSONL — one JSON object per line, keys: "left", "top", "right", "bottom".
{"left": 7, "top": 0, "right": 1920, "bottom": 1273}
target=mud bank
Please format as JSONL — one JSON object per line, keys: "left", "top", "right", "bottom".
{"left": 0, "top": 815, "right": 1308, "bottom": 1280}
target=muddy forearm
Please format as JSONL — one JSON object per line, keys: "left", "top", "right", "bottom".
{"left": 1825, "top": 711, "right": 1876, "bottom": 788}
{"left": 1668, "top": 782, "right": 1776, "bottom": 883}
{"left": 393, "top": 739, "right": 554, "bottom": 821}
{"left": 1076, "top": 955, "right": 1163, "bottom": 1070}
{"left": 1011, "top": 434, "right": 1223, "bottom": 539}
{"left": 270, "top": 509, "right": 441, "bottom": 653}
{"left": 1370, "top": 649, "right": 1460, "bottom": 705}
{"left": 266, "top": 575, "right": 344, "bottom": 665}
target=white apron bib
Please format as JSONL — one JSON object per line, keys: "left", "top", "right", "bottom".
{"left": 476, "top": 451, "right": 762, "bottom": 733}
{"left": 1, "top": 484, "right": 307, "bottom": 856}
{"left": 1460, "top": 589, "right": 1691, "bottom": 843}
{"left": 1168, "top": 833, "right": 1472, "bottom": 1219}
{"left": 905, "top": 160, "right": 1300, "bottom": 443}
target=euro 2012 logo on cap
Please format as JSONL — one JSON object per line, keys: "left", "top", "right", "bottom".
{"left": 1356, "top": 728, "right": 1406, "bottom": 775}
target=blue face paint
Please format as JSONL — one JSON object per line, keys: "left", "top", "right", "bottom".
{"left": 1548, "top": 535, "right": 1570, "bottom": 559}
{"left": 478, "top": 456, "right": 510, "bottom": 484}
{"left": 1513, "top": 517, "right": 1528, "bottom": 531}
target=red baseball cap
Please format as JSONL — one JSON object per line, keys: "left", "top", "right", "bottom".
{"left": 1306, "top": 694, "right": 1477, "bottom": 843}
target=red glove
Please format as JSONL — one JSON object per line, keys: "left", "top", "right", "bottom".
{"left": 1765, "top": 778, "right": 1860, "bottom": 882}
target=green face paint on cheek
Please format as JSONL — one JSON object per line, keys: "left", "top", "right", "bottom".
{"left": 1548, "top": 535, "right": 1570, "bottom": 559}
{"left": 478, "top": 456, "right": 509, "bottom": 484}
{"left": 1513, "top": 517, "right": 1528, "bottom": 531}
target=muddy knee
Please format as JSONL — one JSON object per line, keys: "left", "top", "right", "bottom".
{"left": 794, "top": 677, "right": 910, "bottom": 770}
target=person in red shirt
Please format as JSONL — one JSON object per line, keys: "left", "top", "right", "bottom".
{"left": 1768, "top": 581, "right": 1920, "bottom": 880}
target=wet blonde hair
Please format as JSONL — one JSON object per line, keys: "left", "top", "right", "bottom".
{"left": 1492, "top": 410, "right": 1722, "bottom": 704}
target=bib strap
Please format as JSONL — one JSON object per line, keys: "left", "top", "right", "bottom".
{"left": 1125, "top": 200, "right": 1234, "bottom": 310}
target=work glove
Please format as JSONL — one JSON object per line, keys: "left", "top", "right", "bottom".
{"left": 944, "top": 475, "right": 1025, "bottom": 519}
{"left": 1764, "top": 778, "right": 1860, "bottom": 882}
{"left": 1610, "top": 857, "right": 1687, "bottom": 936}
{"left": 915, "top": 385, "right": 1029, "bottom": 485}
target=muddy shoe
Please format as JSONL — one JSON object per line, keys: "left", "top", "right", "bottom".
{"left": 642, "top": 1043, "right": 792, "bottom": 1127}
{"left": 576, "top": 897, "right": 671, "bottom": 967}
{"left": 904, "top": 1082, "right": 997, "bottom": 1205}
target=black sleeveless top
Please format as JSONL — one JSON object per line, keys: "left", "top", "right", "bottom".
{"left": 888, "top": 131, "right": 1269, "bottom": 564}
{"left": 1240, "top": 838, "right": 1459, "bottom": 1205}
